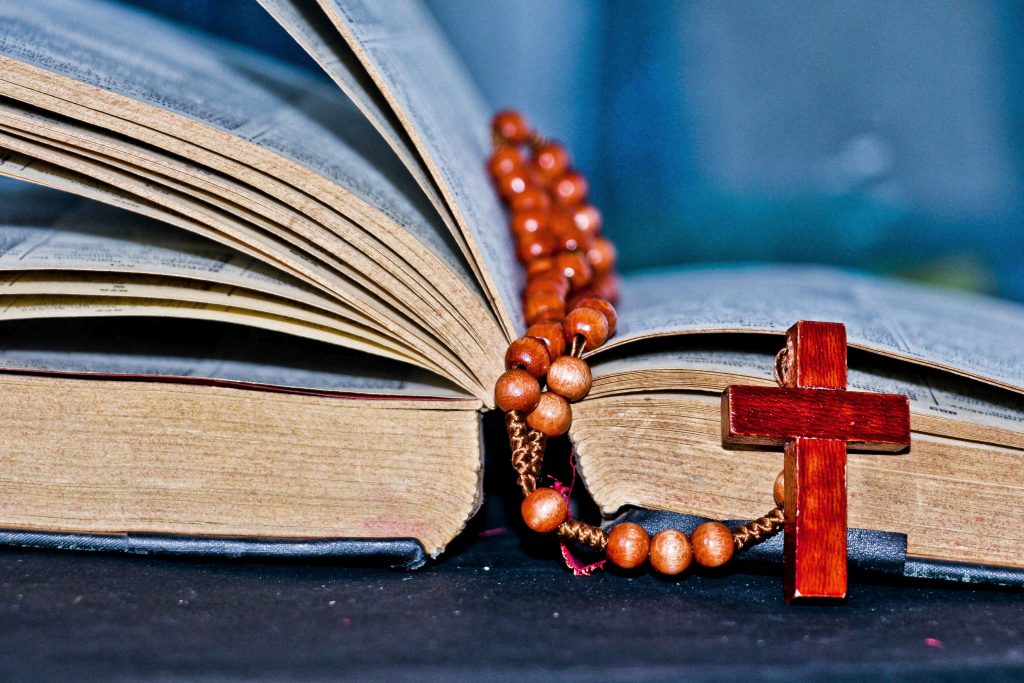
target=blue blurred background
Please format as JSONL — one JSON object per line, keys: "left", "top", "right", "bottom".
{"left": 121, "top": 0, "right": 1024, "bottom": 302}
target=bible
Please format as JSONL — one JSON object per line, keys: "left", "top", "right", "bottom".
{"left": 0, "top": 0, "right": 1021, "bottom": 583}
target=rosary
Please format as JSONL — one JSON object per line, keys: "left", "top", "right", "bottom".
{"left": 488, "top": 110, "right": 911, "bottom": 601}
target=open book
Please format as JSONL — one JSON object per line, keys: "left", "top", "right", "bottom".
{"left": 0, "top": 0, "right": 1022, "bottom": 581}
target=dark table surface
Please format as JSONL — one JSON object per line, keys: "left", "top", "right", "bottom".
{"left": 3, "top": 522, "right": 1024, "bottom": 681}
{"left": 3, "top": 424, "right": 1023, "bottom": 682}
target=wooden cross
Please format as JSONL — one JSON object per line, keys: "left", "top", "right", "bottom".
{"left": 721, "top": 321, "right": 910, "bottom": 601}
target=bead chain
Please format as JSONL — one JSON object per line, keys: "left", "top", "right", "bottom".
{"left": 489, "top": 109, "right": 784, "bottom": 575}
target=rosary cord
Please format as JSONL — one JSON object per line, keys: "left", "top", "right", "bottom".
{"left": 732, "top": 506, "right": 786, "bottom": 552}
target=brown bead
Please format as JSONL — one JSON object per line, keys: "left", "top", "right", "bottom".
{"left": 590, "top": 272, "right": 621, "bottom": 304}
{"left": 494, "top": 369, "right": 541, "bottom": 413}
{"left": 496, "top": 169, "right": 532, "bottom": 202}
{"left": 510, "top": 185, "right": 551, "bottom": 213}
{"left": 521, "top": 487, "right": 567, "bottom": 534}
{"left": 572, "top": 204, "right": 602, "bottom": 234}
{"left": 511, "top": 209, "right": 547, "bottom": 237}
{"left": 554, "top": 251, "right": 592, "bottom": 290}
{"left": 650, "top": 529, "right": 693, "bottom": 575}
{"left": 550, "top": 215, "right": 592, "bottom": 252}
{"left": 525, "top": 271, "right": 569, "bottom": 299}
{"left": 586, "top": 237, "right": 617, "bottom": 274}
{"left": 526, "top": 391, "right": 572, "bottom": 436}
{"left": 606, "top": 522, "right": 650, "bottom": 569}
{"left": 515, "top": 229, "right": 556, "bottom": 263}
{"left": 525, "top": 256, "right": 555, "bottom": 278}
{"left": 492, "top": 109, "right": 530, "bottom": 144}
{"left": 546, "top": 356, "right": 592, "bottom": 402}
{"left": 572, "top": 297, "right": 617, "bottom": 335}
{"left": 691, "top": 522, "right": 735, "bottom": 568}
{"left": 524, "top": 291, "right": 566, "bottom": 325}
{"left": 773, "top": 470, "right": 786, "bottom": 508}
{"left": 505, "top": 336, "right": 551, "bottom": 377}
{"left": 525, "top": 321, "right": 566, "bottom": 359}
{"left": 552, "top": 170, "right": 588, "bottom": 205}
{"left": 488, "top": 146, "right": 524, "bottom": 178}
{"left": 533, "top": 141, "right": 570, "bottom": 180}
{"left": 563, "top": 306, "right": 609, "bottom": 350}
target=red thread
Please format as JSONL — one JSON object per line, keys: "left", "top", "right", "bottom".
{"left": 554, "top": 448, "right": 606, "bottom": 576}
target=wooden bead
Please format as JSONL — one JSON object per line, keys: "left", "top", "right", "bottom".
{"left": 505, "top": 337, "right": 551, "bottom": 377}
{"left": 533, "top": 141, "right": 570, "bottom": 180}
{"left": 650, "top": 529, "right": 693, "bottom": 575}
{"left": 526, "top": 256, "right": 555, "bottom": 278}
{"left": 590, "top": 272, "right": 621, "bottom": 304}
{"left": 552, "top": 170, "right": 588, "bottom": 205}
{"left": 527, "top": 270, "right": 570, "bottom": 298}
{"left": 492, "top": 109, "right": 530, "bottom": 144}
{"left": 511, "top": 209, "right": 547, "bottom": 237}
{"left": 521, "top": 487, "right": 567, "bottom": 533}
{"left": 488, "top": 146, "right": 524, "bottom": 178}
{"left": 563, "top": 306, "right": 609, "bottom": 350}
{"left": 526, "top": 321, "right": 566, "bottom": 359}
{"left": 550, "top": 214, "right": 592, "bottom": 252}
{"left": 691, "top": 522, "right": 735, "bottom": 568}
{"left": 572, "top": 297, "right": 617, "bottom": 335}
{"left": 526, "top": 391, "right": 572, "bottom": 436}
{"left": 496, "top": 168, "right": 531, "bottom": 201}
{"left": 606, "top": 522, "right": 650, "bottom": 569}
{"left": 524, "top": 291, "right": 566, "bottom": 325}
{"left": 572, "top": 204, "right": 602, "bottom": 234}
{"left": 494, "top": 369, "right": 541, "bottom": 413}
{"left": 515, "top": 229, "right": 556, "bottom": 263}
{"left": 586, "top": 237, "right": 617, "bottom": 274}
{"left": 510, "top": 185, "right": 551, "bottom": 213}
{"left": 554, "top": 251, "right": 592, "bottom": 289}
{"left": 774, "top": 470, "right": 786, "bottom": 508}
{"left": 546, "top": 356, "right": 592, "bottom": 401}
{"left": 524, "top": 276, "right": 567, "bottom": 301}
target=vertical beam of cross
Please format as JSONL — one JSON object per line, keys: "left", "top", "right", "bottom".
{"left": 721, "top": 321, "right": 911, "bottom": 601}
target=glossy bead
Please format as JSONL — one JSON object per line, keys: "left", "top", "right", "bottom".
{"left": 550, "top": 212, "right": 592, "bottom": 252}
{"left": 533, "top": 142, "right": 570, "bottom": 180}
{"left": 524, "top": 292, "right": 566, "bottom": 325}
{"left": 511, "top": 209, "right": 547, "bottom": 237}
{"left": 572, "top": 297, "right": 617, "bottom": 335}
{"left": 488, "top": 146, "right": 524, "bottom": 178}
{"left": 510, "top": 185, "right": 551, "bottom": 213}
{"left": 526, "top": 391, "right": 572, "bottom": 436}
{"left": 552, "top": 170, "right": 588, "bottom": 205}
{"left": 524, "top": 277, "right": 565, "bottom": 300}
{"left": 526, "top": 256, "right": 555, "bottom": 278}
{"left": 492, "top": 109, "right": 530, "bottom": 144}
{"left": 526, "top": 271, "right": 569, "bottom": 299}
{"left": 773, "top": 470, "right": 786, "bottom": 508}
{"left": 521, "top": 487, "right": 567, "bottom": 533}
{"left": 525, "top": 321, "right": 566, "bottom": 359}
{"left": 515, "top": 230, "right": 556, "bottom": 263}
{"left": 563, "top": 306, "right": 609, "bottom": 350}
{"left": 586, "top": 237, "right": 617, "bottom": 274}
{"left": 590, "top": 272, "right": 621, "bottom": 304}
{"left": 606, "top": 522, "right": 650, "bottom": 569}
{"left": 496, "top": 168, "right": 531, "bottom": 201}
{"left": 504, "top": 337, "right": 551, "bottom": 377}
{"left": 494, "top": 369, "right": 541, "bottom": 413}
{"left": 546, "top": 356, "right": 592, "bottom": 402}
{"left": 650, "top": 529, "right": 693, "bottom": 575}
{"left": 554, "top": 251, "right": 592, "bottom": 289}
{"left": 572, "top": 204, "right": 602, "bottom": 234}
{"left": 691, "top": 522, "right": 735, "bottom": 568}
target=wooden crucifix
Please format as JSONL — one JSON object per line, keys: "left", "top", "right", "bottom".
{"left": 721, "top": 321, "right": 910, "bottom": 601}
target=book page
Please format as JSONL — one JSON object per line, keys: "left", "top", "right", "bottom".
{"left": 0, "top": 317, "right": 466, "bottom": 398}
{"left": 590, "top": 343, "right": 1024, "bottom": 439}
{"left": 318, "top": 0, "right": 522, "bottom": 335}
{"left": 609, "top": 265, "right": 1024, "bottom": 392}
{"left": 0, "top": 180, "right": 338, "bottom": 313}
{"left": 0, "top": 0, "right": 475, "bottom": 291}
